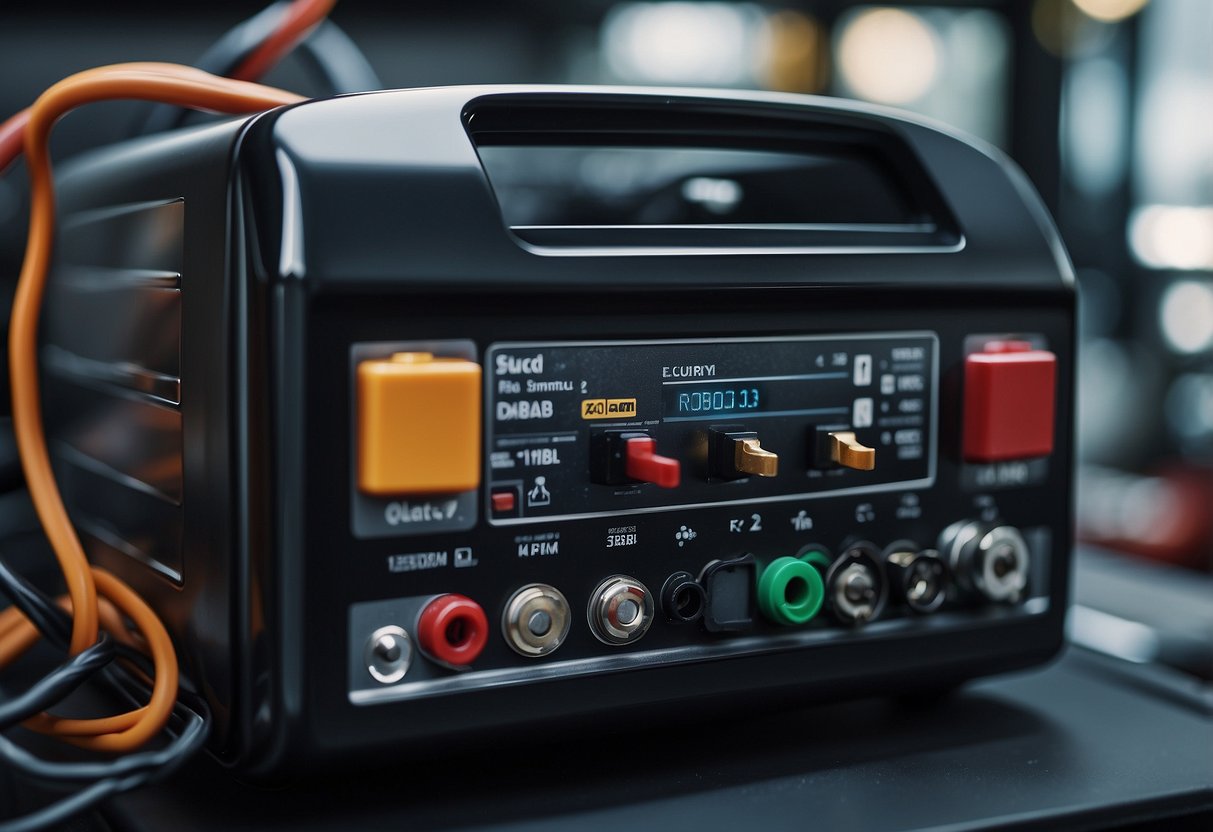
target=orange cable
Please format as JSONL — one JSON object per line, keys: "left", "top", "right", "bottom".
{"left": 3, "top": 62, "right": 304, "bottom": 750}
{"left": 0, "top": 569, "right": 170, "bottom": 744}
{"left": 29, "top": 570, "right": 177, "bottom": 749}
{"left": 0, "top": 596, "right": 135, "bottom": 661}
{"left": 12, "top": 63, "right": 304, "bottom": 657}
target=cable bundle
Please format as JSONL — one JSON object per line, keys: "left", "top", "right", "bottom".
{"left": 0, "top": 556, "right": 209, "bottom": 832}
{"left": 0, "top": 1, "right": 347, "bottom": 827}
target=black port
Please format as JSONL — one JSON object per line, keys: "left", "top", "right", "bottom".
{"left": 699, "top": 554, "right": 756, "bottom": 633}
{"left": 884, "top": 542, "right": 948, "bottom": 614}
{"left": 661, "top": 571, "right": 707, "bottom": 624}
{"left": 824, "top": 542, "right": 888, "bottom": 626}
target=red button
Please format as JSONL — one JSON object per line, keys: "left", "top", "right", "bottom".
{"left": 491, "top": 490, "right": 516, "bottom": 513}
{"left": 624, "top": 436, "right": 681, "bottom": 488}
{"left": 963, "top": 344, "right": 1057, "bottom": 462}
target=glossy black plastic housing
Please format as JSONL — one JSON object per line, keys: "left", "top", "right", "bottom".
{"left": 42, "top": 87, "right": 1075, "bottom": 774}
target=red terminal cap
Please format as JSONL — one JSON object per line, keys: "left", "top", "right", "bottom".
{"left": 624, "top": 436, "right": 681, "bottom": 488}
{"left": 417, "top": 594, "right": 489, "bottom": 667}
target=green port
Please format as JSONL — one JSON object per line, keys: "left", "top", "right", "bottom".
{"left": 800, "top": 547, "right": 832, "bottom": 574}
{"left": 757, "top": 556, "right": 826, "bottom": 626}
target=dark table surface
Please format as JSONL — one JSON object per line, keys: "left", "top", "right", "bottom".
{"left": 100, "top": 646, "right": 1213, "bottom": 831}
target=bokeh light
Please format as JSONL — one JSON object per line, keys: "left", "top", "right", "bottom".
{"left": 836, "top": 8, "right": 940, "bottom": 105}
{"left": 1129, "top": 205, "right": 1213, "bottom": 271}
{"left": 762, "top": 9, "right": 828, "bottom": 93}
{"left": 1159, "top": 280, "right": 1213, "bottom": 355}
{"left": 1072, "top": 0, "right": 1151, "bottom": 24}
{"left": 602, "top": 2, "right": 763, "bottom": 86}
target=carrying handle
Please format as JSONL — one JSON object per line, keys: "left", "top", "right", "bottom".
{"left": 460, "top": 90, "right": 960, "bottom": 251}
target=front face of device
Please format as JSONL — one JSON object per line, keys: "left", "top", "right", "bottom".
{"left": 33, "top": 87, "right": 1075, "bottom": 771}
{"left": 295, "top": 292, "right": 1070, "bottom": 749}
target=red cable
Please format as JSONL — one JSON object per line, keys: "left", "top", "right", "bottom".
{"left": 0, "top": 108, "right": 29, "bottom": 174}
{"left": 0, "top": 0, "right": 338, "bottom": 173}
{"left": 231, "top": 0, "right": 338, "bottom": 82}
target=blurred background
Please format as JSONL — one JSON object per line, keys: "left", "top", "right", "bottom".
{"left": 0, "top": 0, "right": 1210, "bottom": 673}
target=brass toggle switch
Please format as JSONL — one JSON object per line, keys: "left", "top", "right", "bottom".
{"left": 828, "top": 431, "right": 876, "bottom": 471}
{"left": 710, "top": 427, "right": 779, "bottom": 480}
{"left": 735, "top": 438, "right": 779, "bottom": 477}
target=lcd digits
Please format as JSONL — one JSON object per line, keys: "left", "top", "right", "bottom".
{"left": 667, "top": 385, "right": 763, "bottom": 416}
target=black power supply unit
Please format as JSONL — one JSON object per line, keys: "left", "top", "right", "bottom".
{"left": 40, "top": 87, "right": 1073, "bottom": 773}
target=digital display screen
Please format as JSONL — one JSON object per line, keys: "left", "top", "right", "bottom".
{"left": 663, "top": 384, "right": 767, "bottom": 417}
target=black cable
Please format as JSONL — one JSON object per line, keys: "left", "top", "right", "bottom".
{"left": 0, "top": 556, "right": 69, "bottom": 649}
{"left": 0, "top": 775, "right": 135, "bottom": 832}
{"left": 134, "top": 0, "right": 285, "bottom": 137}
{"left": 190, "top": 1, "right": 287, "bottom": 76}
{"left": 0, "top": 553, "right": 156, "bottom": 681}
{"left": 0, "top": 554, "right": 209, "bottom": 830}
{"left": 0, "top": 696, "right": 210, "bottom": 831}
{"left": 0, "top": 456, "right": 209, "bottom": 826}
{"left": 0, "top": 555, "right": 125, "bottom": 733}
{"left": 0, "top": 636, "right": 113, "bottom": 731}
{"left": 0, "top": 548, "right": 207, "bottom": 723}
{"left": 0, "top": 704, "right": 208, "bottom": 782}
{"left": 0, "top": 548, "right": 208, "bottom": 761}
{"left": 134, "top": 1, "right": 381, "bottom": 138}
{"left": 0, "top": 759, "right": 198, "bottom": 832}
{"left": 293, "top": 18, "right": 382, "bottom": 94}
{"left": 0, "top": 558, "right": 160, "bottom": 691}
{"left": 0, "top": 320, "right": 208, "bottom": 825}
{"left": 0, "top": 551, "right": 149, "bottom": 679}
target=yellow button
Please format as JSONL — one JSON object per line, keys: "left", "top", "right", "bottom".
{"left": 357, "top": 352, "right": 482, "bottom": 496}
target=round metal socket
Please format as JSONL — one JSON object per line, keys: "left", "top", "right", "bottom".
{"left": 364, "top": 625, "right": 412, "bottom": 684}
{"left": 885, "top": 542, "right": 948, "bottom": 614}
{"left": 825, "top": 543, "right": 888, "bottom": 626}
{"left": 588, "top": 575, "right": 654, "bottom": 645}
{"left": 940, "top": 521, "right": 1030, "bottom": 603}
{"left": 503, "top": 583, "right": 572, "bottom": 657}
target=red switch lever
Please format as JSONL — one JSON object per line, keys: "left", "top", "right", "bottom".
{"left": 625, "top": 437, "right": 681, "bottom": 488}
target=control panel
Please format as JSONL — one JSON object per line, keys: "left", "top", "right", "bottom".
{"left": 345, "top": 328, "right": 1058, "bottom": 706}
{"left": 484, "top": 333, "right": 935, "bottom": 525}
